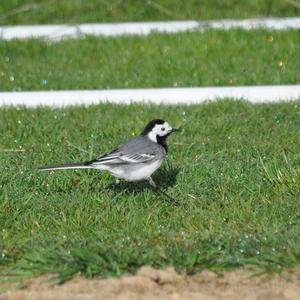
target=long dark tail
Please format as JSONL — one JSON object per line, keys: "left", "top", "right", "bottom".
{"left": 39, "top": 161, "right": 91, "bottom": 171}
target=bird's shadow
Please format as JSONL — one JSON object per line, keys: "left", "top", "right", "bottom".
{"left": 107, "top": 164, "right": 180, "bottom": 194}
{"left": 41, "top": 164, "right": 180, "bottom": 203}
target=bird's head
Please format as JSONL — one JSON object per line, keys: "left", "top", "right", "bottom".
{"left": 141, "top": 119, "right": 179, "bottom": 143}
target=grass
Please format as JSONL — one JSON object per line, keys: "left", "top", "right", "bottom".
{"left": 1, "top": 30, "right": 299, "bottom": 91}
{"left": 1, "top": 100, "right": 300, "bottom": 282}
{"left": 0, "top": 0, "right": 299, "bottom": 25}
{"left": 1, "top": 0, "right": 300, "bottom": 283}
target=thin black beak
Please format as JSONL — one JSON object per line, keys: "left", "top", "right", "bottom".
{"left": 171, "top": 128, "right": 180, "bottom": 133}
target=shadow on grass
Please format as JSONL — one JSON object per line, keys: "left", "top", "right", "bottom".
{"left": 107, "top": 164, "right": 180, "bottom": 193}
{"left": 41, "top": 164, "right": 180, "bottom": 201}
{"left": 106, "top": 164, "right": 182, "bottom": 206}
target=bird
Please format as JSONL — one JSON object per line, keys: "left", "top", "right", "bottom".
{"left": 39, "top": 119, "right": 179, "bottom": 187}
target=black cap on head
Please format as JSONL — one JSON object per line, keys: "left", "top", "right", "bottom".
{"left": 141, "top": 119, "right": 165, "bottom": 135}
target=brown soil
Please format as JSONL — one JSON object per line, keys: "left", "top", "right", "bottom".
{"left": 1, "top": 267, "right": 300, "bottom": 300}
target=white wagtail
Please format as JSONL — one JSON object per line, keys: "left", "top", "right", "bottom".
{"left": 39, "top": 119, "right": 179, "bottom": 187}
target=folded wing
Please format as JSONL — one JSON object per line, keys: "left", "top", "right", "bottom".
{"left": 89, "top": 149, "right": 155, "bottom": 166}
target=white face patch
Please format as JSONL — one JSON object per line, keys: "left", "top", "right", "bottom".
{"left": 147, "top": 122, "right": 173, "bottom": 142}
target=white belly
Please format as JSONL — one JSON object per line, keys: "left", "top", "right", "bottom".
{"left": 109, "top": 159, "right": 164, "bottom": 181}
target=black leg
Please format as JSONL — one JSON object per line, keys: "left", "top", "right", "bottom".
{"left": 147, "top": 177, "right": 181, "bottom": 206}
{"left": 148, "top": 176, "right": 157, "bottom": 188}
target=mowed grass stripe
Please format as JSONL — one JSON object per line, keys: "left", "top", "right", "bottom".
{"left": 0, "top": 30, "right": 299, "bottom": 91}
{"left": 1, "top": 101, "right": 300, "bottom": 280}
{"left": 0, "top": 0, "right": 299, "bottom": 25}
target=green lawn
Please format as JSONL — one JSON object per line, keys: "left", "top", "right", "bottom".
{"left": 1, "top": 30, "right": 299, "bottom": 91}
{"left": 1, "top": 101, "right": 300, "bottom": 281}
{"left": 0, "top": 0, "right": 299, "bottom": 25}
{"left": 1, "top": 0, "right": 300, "bottom": 284}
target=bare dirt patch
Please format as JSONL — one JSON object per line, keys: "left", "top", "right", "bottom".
{"left": 1, "top": 267, "right": 300, "bottom": 300}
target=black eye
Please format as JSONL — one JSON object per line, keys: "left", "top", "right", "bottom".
{"left": 161, "top": 127, "right": 165, "bottom": 131}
